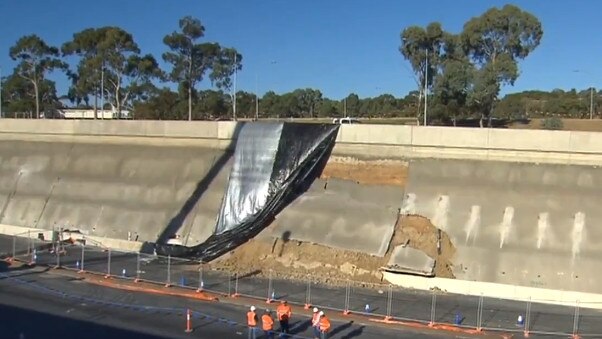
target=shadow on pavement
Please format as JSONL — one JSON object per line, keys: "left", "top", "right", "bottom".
{"left": 289, "top": 319, "right": 312, "bottom": 335}
{"left": 341, "top": 325, "right": 365, "bottom": 339}
{"left": 0, "top": 303, "right": 167, "bottom": 339}
{"left": 329, "top": 320, "right": 354, "bottom": 337}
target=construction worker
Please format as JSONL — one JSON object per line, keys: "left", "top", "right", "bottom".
{"left": 311, "top": 307, "right": 321, "bottom": 339}
{"left": 262, "top": 309, "right": 275, "bottom": 339}
{"left": 319, "top": 311, "right": 331, "bottom": 339}
{"left": 276, "top": 300, "right": 292, "bottom": 335}
{"left": 247, "top": 306, "right": 258, "bottom": 339}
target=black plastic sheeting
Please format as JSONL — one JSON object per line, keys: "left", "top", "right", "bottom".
{"left": 155, "top": 122, "right": 339, "bottom": 262}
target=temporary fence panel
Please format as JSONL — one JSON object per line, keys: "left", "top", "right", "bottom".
{"left": 388, "top": 286, "right": 433, "bottom": 324}
{"left": 6, "top": 238, "right": 602, "bottom": 337}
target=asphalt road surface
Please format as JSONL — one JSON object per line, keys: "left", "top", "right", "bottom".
{"left": 0, "top": 264, "right": 464, "bottom": 339}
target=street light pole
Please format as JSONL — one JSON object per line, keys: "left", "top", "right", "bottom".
{"left": 233, "top": 53, "right": 237, "bottom": 121}
{"left": 255, "top": 73, "right": 259, "bottom": 121}
{"left": 0, "top": 66, "right": 3, "bottom": 119}
{"left": 424, "top": 49, "right": 428, "bottom": 126}
{"left": 100, "top": 63, "right": 104, "bottom": 120}
{"left": 590, "top": 87, "right": 594, "bottom": 120}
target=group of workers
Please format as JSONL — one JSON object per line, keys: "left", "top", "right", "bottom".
{"left": 246, "top": 300, "right": 331, "bottom": 339}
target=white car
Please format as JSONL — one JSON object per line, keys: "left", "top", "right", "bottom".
{"left": 332, "top": 117, "right": 361, "bottom": 124}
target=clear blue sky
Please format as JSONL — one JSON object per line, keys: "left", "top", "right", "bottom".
{"left": 0, "top": 0, "right": 601, "bottom": 100}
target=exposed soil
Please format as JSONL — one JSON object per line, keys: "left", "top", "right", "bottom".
{"left": 509, "top": 118, "right": 602, "bottom": 132}
{"left": 319, "top": 157, "right": 408, "bottom": 187}
{"left": 209, "top": 214, "right": 456, "bottom": 286}
{"left": 391, "top": 215, "right": 456, "bottom": 278}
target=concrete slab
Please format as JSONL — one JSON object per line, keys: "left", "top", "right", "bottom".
{"left": 0, "top": 140, "right": 230, "bottom": 246}
{"left": 386, "top": 245, "right": 435, "bottom": 276}
{"left": 263, "top": 178, "right": 402, "bottom": 257}
{"left": 403, "top": 158, "right": 602, "bottom": 294}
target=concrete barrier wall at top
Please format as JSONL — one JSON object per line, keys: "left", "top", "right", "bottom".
{"left": 0, "top": 119, "right": 222, "bottom": 140}
{"left": 1, "top": 119, "right": 602, "bottom": 164}
{"left": 335, "top": 125, "right": 602, "bottom": 165}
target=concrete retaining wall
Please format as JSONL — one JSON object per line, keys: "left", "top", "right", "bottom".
{"left": 0, "top": 138, "right": 232, "bottom": 246}
{"left": 403, "top": 159, "right": 602, "bottom": 294}
{"left": 2, "top": 119, "right": 602, "bottom": 299}
{"left": 259, "top": 178, "right": 402, "bottom": 257}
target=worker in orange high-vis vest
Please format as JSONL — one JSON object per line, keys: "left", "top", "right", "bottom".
{"left": 262, "top": 309, "right": 275, "bottom": 339}
{"left": 276, "top": 300, "right": 292, "bottom": 335}
{"left": 318, "top": 311, "right": 331, "bottom": 339}
{"left": 311, "top": 307, "right": 321, "bottom": 339}
{"left": 247, "top": 306, "right": 258, "bottom": 339}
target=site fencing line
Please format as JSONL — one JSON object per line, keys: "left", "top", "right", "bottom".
{"left": 0, "top": 270, "right": 314, "bottom": 339}
{"left": 6, "top": 234, "right": 602, "bottom": 338}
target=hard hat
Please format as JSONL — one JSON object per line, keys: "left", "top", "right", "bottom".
{"left": 313, "top": 307, "right": 319, "bottom": 313}
{"left": 250, "top": 306, "right": 256, "bottom": 311}
{"left": 319, "top": 311, "right": 324, "bottom": 316}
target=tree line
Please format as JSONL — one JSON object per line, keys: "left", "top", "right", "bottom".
{"left": 1, "top": 6, "right": 596, "bottom": 123}
{"left": 1, "top": 16, "right": 240, "bottom": 120}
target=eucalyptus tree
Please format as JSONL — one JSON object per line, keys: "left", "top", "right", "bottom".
{"left": 163, "top": 16, "right": 222, "bottom": 121}
{"left": 63, "top": 27, "right": 161, "bottom": 118}
{"left": 9, "top": 35, "right": 66, "bottom": 118}
{"left": 461, "top": 4, "right": 543, "bottom": 126}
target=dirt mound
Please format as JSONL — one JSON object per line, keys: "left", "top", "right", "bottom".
{"left": 319, "top": 157, "right": 408, "bottom": 187}
{"left": 209, "top": 214, "right": 456, "bottom": 286}
{"left": 210, "top": 237, "right": 387, "bottom": 286}
{"left": 390, "top": 215, "right": 456, "bottom": 278}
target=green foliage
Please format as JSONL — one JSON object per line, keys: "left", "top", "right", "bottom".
{"left": 541, "top": 117, "right": 564, "bottom": 130}
{"left": 62, "top": 27, "right": 161, "bottom": 117}
{"left": 399, "top": 4, "right": 543, "bottom": 125}
{"left": 210, "top": 47, "right": 243, "bottom": 96}
{"left": 9, "top": 34, "right": 66, "bottom": 118}
{"left": 1, "top": 74, "right": 61, "bottom": 118}
{"left": 163, "top": 16, "right": 235, "bottom": 120}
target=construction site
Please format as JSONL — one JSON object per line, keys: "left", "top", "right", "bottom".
{"left": 1, "top": 118, "right": 602, "bottom": 309}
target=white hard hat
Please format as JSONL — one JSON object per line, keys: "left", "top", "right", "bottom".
{"left": 313, "top": 307, "right": 319, "bottom": 313}
{"left": 319, "top": 311, "right": 324, "bottom": 316}
{"left": 250, "top": 306, "right": 256, "bottom": 311}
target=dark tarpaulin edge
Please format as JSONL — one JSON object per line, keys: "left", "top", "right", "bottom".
{"left": 154, "top": 123, "right": 339, "bottom": 261}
